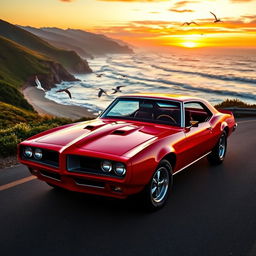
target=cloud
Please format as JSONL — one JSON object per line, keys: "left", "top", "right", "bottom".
{"left": 173, "top": 0, "right": 199, "bottom": 8}
{"left": 230, "top": 0, "right": 253, "bottom": 2}
{"left": 169, "top": 1, "right": 198, "bottom": 13}
{"left": 98, "top": 0, "right": 168, "bottom": 2}
{"left": 169, "top": 8, "right": 194, "bottom": 13}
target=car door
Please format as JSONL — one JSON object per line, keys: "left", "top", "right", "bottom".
{"left": 182, "top": 101, "right": 214, "bottom": 164}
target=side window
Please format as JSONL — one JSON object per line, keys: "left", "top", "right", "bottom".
{"left": 184, "top": 102, "right": 212, "bottom": 126}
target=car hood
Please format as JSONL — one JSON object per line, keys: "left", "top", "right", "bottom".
{"left": 34, "top": 119, "right": 179, "bottom": 156}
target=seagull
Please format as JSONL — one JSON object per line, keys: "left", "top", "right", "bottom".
{"left": 121, "top": 74, "right": 127, "bottom": 78}
{"left": 112, "top": 86, "right": 125, "bottom": 94}
{"left": 182, "top": 21, "right": 198, "bottom": 26}
{"left": 56, "top": 87, "right": 72, "bottom": 99}
{"left": 35, "top": 76, "right": 45, "bottom": 91}
{"left": 98, "top": 88, "right": 108, "bottom": 98}
{"left": 210, "top": 12, "right": 221, "bottom": 23}
{"left": 96, "top": 74, "right": 103, "bottom": 78}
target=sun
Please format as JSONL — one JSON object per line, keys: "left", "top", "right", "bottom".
{"left": 182, "top": 41, "right": 197, "bottom": 48}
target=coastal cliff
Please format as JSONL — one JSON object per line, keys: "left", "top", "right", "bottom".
{"left": 0, "top": 19, "right": 92, "bottom": 74}
{"left": 0, "top": 36, "right": 80, "bottom": 109}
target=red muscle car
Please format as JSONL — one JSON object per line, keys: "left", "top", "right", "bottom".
{"left": 18, "top": 94, "right": 237, "bottom": 210}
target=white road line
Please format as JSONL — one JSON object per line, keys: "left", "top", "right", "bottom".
{"left": 0, "top": 176, "right": 36, "bottom": 192}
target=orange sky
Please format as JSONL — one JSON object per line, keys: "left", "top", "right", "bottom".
{"left": 1, "top": 0, "right": 256, "bottom": 49}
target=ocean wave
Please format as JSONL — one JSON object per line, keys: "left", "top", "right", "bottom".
{"left": 107, "top": 61, "right": 138, "bottom": 69}
{"left": 151, "top": 64, "right": 256, "bottom": 84}
{"left": 103, "top": 70, "right": 256, "bottom": 100}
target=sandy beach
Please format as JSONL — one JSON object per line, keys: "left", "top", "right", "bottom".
{"left": 23, "top": 87, "right": 96, "bottom": 120}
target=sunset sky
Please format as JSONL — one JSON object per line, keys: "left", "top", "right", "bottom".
{"left": 1, "top": 0, "right": 256, "bottom": 49}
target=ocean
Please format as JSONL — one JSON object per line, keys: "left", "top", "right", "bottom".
{"left": 45, "top": 51, "right": 256, "bottom": 114}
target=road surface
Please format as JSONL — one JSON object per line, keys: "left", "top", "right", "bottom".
{"left": 1, "top": 119, "right": 256, "bottom": 256}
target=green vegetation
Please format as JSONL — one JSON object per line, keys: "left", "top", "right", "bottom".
{"left": 0, "top": 36, "right": 49, "bottom": 88}
{"left": 0, "top": 36, "right": 53, "bottom": 110}
{"left": 214, "top": 99, "right": 256, "bottom": 109}
{"left": 0, "top": 102, "right": 92, "bottom": 157}
{"left": 0, "top": 19, "right": 91, "bottom": 73}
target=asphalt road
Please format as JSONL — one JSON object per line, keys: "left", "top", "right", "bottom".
{"left": 1, "top": 119, "right": 256, "bottom": 256}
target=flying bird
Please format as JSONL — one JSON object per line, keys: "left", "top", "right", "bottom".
{"left": 56, "top": 87, "right": 72, "bottom": 99}
{"left": 96, "top": 74, "right": 103, "bottom": 78}
{"left": 35, "top": 76, "right": 45, "bottom": 92}
{"left": 210, "top": 12, "right": 221, "bottom": 23}
{"left": 98, "top": 88, "right": 108, "bottom": 98}
{"left": 112, "top": 86, "right": 125, "bottom": 94}
{"left": 121, "top": 74, "right": 127, "bottom": 78}
{"left": 182, "top": 21, "right": 198, "bottom": 26}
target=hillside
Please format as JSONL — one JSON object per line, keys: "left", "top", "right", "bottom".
{"left": 0, "top": 36, "right": 77, "bottom": 109}
{"left": 22, "top": 26, "right": 93, "bottom": 59}
{"left": 0, "top": 19, "right": 92, "bottom": 73}
{"left": 22, "top": 26, "right": 134, "bottom": 57}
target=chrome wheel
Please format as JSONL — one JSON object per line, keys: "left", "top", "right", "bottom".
{"left": 208, "top": 130, "right": 227, "bottom": 165}
{"left": 218, "top": 134, "right": 226, "bottom": 159}
{"left": 151, "top": 167, "right": 169, "bottom": 203}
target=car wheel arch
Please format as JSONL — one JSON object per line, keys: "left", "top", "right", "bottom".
{"left": 219, "top": 121, "right": 229, "bottom": 137}
{"left": 223, "top": 126, "right": 229, "bottom": 136}
{"left": 156, "top": 147, "right": 176, "bottom": 173}
{"left": 162, "top": 153, "right": 176, "bottom": 173}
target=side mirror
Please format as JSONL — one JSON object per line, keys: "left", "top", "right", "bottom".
{"left": 185, "top": 120, "right": 199, "bottom": 132}
{"left": 190, "top": 120, "right": 199, "bottom": 127}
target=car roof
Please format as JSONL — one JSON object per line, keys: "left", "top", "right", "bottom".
{"left": 119, "top": 93, "right": 202, "bottom": 102}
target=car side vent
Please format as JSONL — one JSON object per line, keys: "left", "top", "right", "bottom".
{"left": 112, "top": 130, "right": 126, "bottom": 135}
{"left": 84, "top": 125, "right": 95, "bottom": 130}
{"left": 111, "top": 125, "right": 138, "bottom": 135}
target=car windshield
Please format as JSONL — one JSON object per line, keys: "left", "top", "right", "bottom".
{"left": 101, "top": 97, "right": 181, "bottom": 127}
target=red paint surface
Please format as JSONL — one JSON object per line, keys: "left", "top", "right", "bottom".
{"left": 19, "top": 95, "right": 236, "bottom": 199}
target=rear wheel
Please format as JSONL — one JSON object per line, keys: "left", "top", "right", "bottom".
{"left": 208, "top": 131, "right": 227, "bottom": 165}
{"left": 141, "top": 159, "right": 172, "bottom": 210}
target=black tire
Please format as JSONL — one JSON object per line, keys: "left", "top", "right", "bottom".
{"left": 208, "top": 131, "right": 227, "bottom": 165}
{"left": 141, "top": 159, "right": 172, "bottom": 211}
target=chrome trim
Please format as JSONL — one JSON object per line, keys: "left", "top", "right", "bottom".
{"left": 40, "top": 172, "right": 61, "bottom": 182}
{"left": 173, "top": 151, "right": 211, "bottom": 175}
{"left": 75, "top": 181, "right": 105, "bottom": 189}
{"left": 181, "top": 102, "right": 185, "bottom": 128}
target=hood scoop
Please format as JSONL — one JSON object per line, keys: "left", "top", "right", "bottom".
{"left": 111, "top": 125, "right": 139, "bottom": 136}
{"left": 84, "top": 121, "right": 106, "bottom": 131}
{"left": 84, "top": 125, "right": 95, "bottom": 130}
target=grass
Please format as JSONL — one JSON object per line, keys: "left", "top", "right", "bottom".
{"left": 0, "top": 102, "right": 92, "bottom": 157}
{"left": 0, "top": 36, "right": 53, "bottom": 110}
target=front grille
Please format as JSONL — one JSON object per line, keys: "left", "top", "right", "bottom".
{"left": 67, "top": 155, "right": 123, "bottom": 178}
{"left": 20, "top": 146, "right": 59, "bottom": 168}
{"left": 74, "top": 178, "right": 105, "bottom": 189}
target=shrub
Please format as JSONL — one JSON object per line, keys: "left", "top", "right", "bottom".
{"left": 215, "top": 99, "right": 256, "bottom": 109}
{"left": 0, "top": 134, "right": 19, "bottom": 157}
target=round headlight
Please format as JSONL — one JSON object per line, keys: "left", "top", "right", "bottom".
{"left": 34, "top": 148, "right": 43, "bottom": 160}
{"left": 101, "top": 161, "right": 112, "bottom": 173}
{"left": 24, "top": 147, "right": 33, "bottom": 158}
{"left": 114, "top": 163, "right": 126, "bottom": 176}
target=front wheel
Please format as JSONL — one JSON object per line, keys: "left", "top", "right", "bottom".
{"left": 141, "top": 159, "right": 172, "bottom": 210}
{"left": 208, "top": 131, "right": 227, "bottom": 165}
